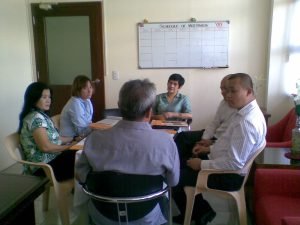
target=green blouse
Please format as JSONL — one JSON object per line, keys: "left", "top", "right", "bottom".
{"left": 20, "top": 110, "right": 61, "bottom": 174}
{"left": 153, "top": 92, "right": 192, "bottom": 117}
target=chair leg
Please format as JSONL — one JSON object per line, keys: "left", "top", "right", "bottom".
{"left": 54, "top": 180, "right": 74, "bottom": 225}
{"left": 42, "top": 186, "right": 50, "bottom": 211}
{"left": 232, "top": 191, "right": 247, "bottom": 225}
{"left": 57, "top": 197, "right": 70, "bottom": 225}
{"left": 169, "top": 188, "right": 172, "bottom": 225}
{"left": 184, "top": 187, "right": 196, "bottom": 225}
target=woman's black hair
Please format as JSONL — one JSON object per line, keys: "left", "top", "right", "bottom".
{"left": 18, "top": 82, "right": 52, "bottom": 133}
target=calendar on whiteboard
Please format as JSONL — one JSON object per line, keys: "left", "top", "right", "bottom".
{"left": 138, "top": 21, "right": 229, "bottom": 69}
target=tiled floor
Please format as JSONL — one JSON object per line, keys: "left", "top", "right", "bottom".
{"left": 34, "top": 188, "right": 88, "bottom": 225}
{"left": 33, "top": 188, "right": 254, "bottom": 225}
{"left": 2, "top": 163, "right": 254, "bottom": 225}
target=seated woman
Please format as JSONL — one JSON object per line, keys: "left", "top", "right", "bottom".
{"left": 18, "top": 82, "right": 76, "bottom": 182}
{"left": 152, "top": 73, "right": 192, "bottom": 120}
{"left": 60, "top": 75, "right": 93, "bottom": 138}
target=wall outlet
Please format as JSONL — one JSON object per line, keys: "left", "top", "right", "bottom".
{"left": 112, "top": 71, "right": 119, "bottom": 80}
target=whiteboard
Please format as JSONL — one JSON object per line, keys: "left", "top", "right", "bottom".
{"left": 138, "top": 21, "right": 229, "bottom": 69}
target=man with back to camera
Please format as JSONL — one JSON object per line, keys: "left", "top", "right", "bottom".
{"left": 172, "top": 73, "right": 267, "bottom": 225}
{"left": 75, "top": 79, "right": 180, "bottom": 225}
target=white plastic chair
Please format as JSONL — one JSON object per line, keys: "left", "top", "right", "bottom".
{"left": 183, "top": 141, "right": 266, "bottom": 225}
{"left": 4, "top": 132, "right": 74, "bottom": 225}
{"left": 51, "top": 114, "right": 61, "bottom": 130}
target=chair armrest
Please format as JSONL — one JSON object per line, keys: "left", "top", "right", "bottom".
{"left": 281, "top": 217, "right": 300, "bottom": 225}
{"left": 266, "top": 124, "right": 284, "bottom": 141}
{"left": 17, "top": 158, "right": 55, "bottom": 184}
{"left": 254, "top": 168, "right": 300, "bottom": 198}
{"left": 196, "top": 169, "right": 244, "bottom": 192}
{"left": 266, "top": 140, "right": 292, "bottom": 148}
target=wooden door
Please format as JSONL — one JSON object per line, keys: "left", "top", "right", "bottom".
{"left": 31, "top": 2, "right": 105, "bottom": 122}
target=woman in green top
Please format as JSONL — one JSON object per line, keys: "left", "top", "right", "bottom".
{"left": 18, "top": 82, "right": 76, "bottom": 182}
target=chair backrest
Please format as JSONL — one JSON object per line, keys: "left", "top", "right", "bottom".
{"left": 241, "top": 141, "right": 266, "bottom": 185}
{"left": 4, "top": 132, "right": 56, "bottom": 182}
{"left": 82, "top": 171, "right": 168, "bottom": 222}
{"left": 51, "top": 114, "right": 61, "bottom": 130}
{"left": 4, "top": 132, "right": 24, "bottom": 162}
{"left": 282, "top": 108, "right": 296, "bottom": 141}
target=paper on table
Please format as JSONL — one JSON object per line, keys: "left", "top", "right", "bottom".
{"left": 151, "top": 120, "right": 188, "bottom": 127}
{"left": 163, "top": 121, "right": 188, "bottom": 127}
{"left": 97, "top": 118, "right": 120, "bottom": 126}
{"left": 90, "top": 118, "right": 121, "bottom": 130}
{"left": 106, "top": 116, "right": 122, "bottom": 120}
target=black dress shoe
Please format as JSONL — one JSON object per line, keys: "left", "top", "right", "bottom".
{"left": 195, "top": 209, "right": 216, "bottom": 225}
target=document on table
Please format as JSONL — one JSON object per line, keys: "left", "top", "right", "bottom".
{"left": 90, "top": 117, "right": 121, "bottom": 130}
{"left": 98, "top": 118, "right": 120, "bottom": 126}
{"left": 151, "top": 120, "right": 188, "bottom": 130}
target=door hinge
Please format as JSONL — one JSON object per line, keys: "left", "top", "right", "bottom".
{"left": 32, "top": 16, "right": 35, "bottom": 25}
{"left": 37, "top": 71, "right": 40, "bottom": 80}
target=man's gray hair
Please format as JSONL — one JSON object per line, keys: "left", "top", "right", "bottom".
{"left": 118, "top": 79, "right": 156, "bottom": 120}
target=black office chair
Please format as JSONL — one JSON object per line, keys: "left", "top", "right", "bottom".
{"left": 82, "top": 171, "right": 172, "bottom": 225}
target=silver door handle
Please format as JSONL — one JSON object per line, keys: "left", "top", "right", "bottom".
{"left": 92, "top": 79, "right": 101, "bottom": 84}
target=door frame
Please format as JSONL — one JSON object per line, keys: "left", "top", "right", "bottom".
{"left": 31, "top": 2, "right": 105, "bottom": 121}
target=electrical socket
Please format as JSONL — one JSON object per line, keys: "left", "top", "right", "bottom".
{"left": 112, "top": 71, "right": 119, "bottom": 80}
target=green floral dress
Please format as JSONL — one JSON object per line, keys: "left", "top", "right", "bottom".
{"left": 20, "top": 110, "right": 61, "bottom": 174}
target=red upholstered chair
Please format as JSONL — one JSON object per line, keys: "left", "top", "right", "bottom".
{"left": 281, "top": 217, "right": 300, "bottom": 225}
{"left": 266, "top": 108, "right": 296, "bottom": 148}
{"left": 254, "top": 168, "right": 300, "bottom": 225}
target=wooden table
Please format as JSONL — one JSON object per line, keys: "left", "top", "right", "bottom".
{"left": 0, "top": 173, "right": 49, "bottom": 225}
{"left": 70, "top": 119, "right": 178, "bottom": 150}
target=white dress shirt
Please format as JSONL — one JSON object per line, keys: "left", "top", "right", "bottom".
{"left": 201, "top": 100, "right": 266, "bottom": 172}
{"left": 202, "top": 100, "right": 236, "bottom": 140}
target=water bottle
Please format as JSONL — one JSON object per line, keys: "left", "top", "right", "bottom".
{"left": 296, "top": 78, "right": 300, "bottom": 96}
{"left": 292, "top": 115, "right": 300, "bottom": 157}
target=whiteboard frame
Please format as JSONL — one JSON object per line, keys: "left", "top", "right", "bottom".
{"left": 137, "top": 21, "right": 229, "bottom": 69}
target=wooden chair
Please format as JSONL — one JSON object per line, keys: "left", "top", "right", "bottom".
{"left": 4, "top": 132, "right": 74, "bottom": 225}
{"left": 183, "top": 141, "right": 266, "bottom": 225}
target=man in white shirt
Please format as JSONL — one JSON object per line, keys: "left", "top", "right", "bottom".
{"left": 175, "top": 75, "right": 236, "bottom": 167}
{"left": 173, "top": 73, "right": 267, "bottom": 225}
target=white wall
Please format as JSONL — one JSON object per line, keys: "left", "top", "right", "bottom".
{"left": 103, "top": 0, "right": 272, "bottom": 129}
{"left": 0, "top": 0, "right": 34, "bottom": 171}
{"left": 267, "top": 0, "right": 295, "bottom": 124}
{"left": 0, "top": 0, "right": 272, "bottom": 171}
